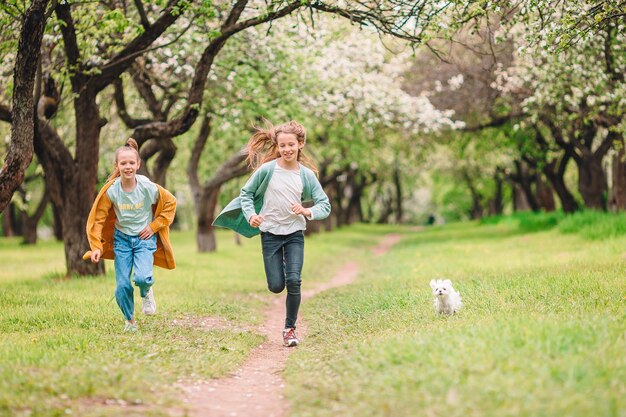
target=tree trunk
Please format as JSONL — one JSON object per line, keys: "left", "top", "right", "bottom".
{"left": 20, "top": 189, "right": 49, "bottom": 245}
{"left": 333, "top": 180, "right": 346, "bottom": 227}
{"left": 187, "top": 115, "right": 249, "bottom": 252}
{"left": 52, "top": 201, "right": 63, "bottom": 240}
{"left": 514, "top": 160, "right": 540, "bottom": 212}
{"left": 0, "top": 0, "right": 49, "bottom": 212}
{"left": 21, "top": 216, "right": 38, "bottom": 244}
{"left": 610, "top": 146, "right": 626, "bottom": 210}
{"left": 377, "top": 192, "right": 393, "bottom": 224}
{"left": 535, "top": 173, "right": 555, "bottom": 212}
{"left": 576, "top": 156, "right": 607, "bottom": 210}
{"left": 196, "top": 187, "right": 220, "bottom": 252}
{"left": 462, "top": 171, "right": 484, "bottom": 219}
{"left": 488, "top": 169, "right": 504, "bottom": 216}
{"left": 393, "top": 165, "right": 403, "bottom": 223}
{"left": 512, "top": 184, "right": 531, "bottom": 212}
{"left": 36, "top": 93, "right": 104, "bottom": 275}
{"left": 346, "top": 174, "right": 366, "bottom": 225}
{"left": 2, "top": 203, "right": 19, "bottom": 237}
{"left": 542, "top": 153, "right": 579, "bottom": 213}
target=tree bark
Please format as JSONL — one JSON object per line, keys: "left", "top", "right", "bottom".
{"left": 2, "top": 203, "right": 19, "bottom": 237}
{"left": 196, "top": 187, "right": 220, "bottom": 252}
{"left": 51, "top": 200, "right": 63, "bottom": 240}
{"left": 188, "top": 115, "right": 249, "bottom": 252}
{"left": 513, "top": 160, "right": 540, "bottom": 212}
{"left": 488, "top": 168, "right": 504, "bottom": 215}
{"left": 393, "top": 164, "right": 403, "bottom": 223}
{"left": 20, "top": 187, "right": 49, "bottom": 245}
{"left": 512, "top": 184, "right": 530, "bottom": 212}
{"left": 535, "top": 173, "right": 556, "bottom": 212}
{"left": 610, "top": 144, "right": 626, "bottom": 210}
{"left": 546, "top": 118, "right": 612, "bottom": 210}
{"left": 577, "top": 156, "right": 607, "bottom": 210}
{"left": 541, "top": 152, "right": 579, "bottom": 213}
{"left": 0, "top": 0, "right": 50, "bottom": 212}
{"left": 462, "top": 170, "right": 484, "bottom": 219}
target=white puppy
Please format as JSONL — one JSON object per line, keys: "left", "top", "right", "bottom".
{"left": 430, "top": 279, "right": 463, "bottom": 315}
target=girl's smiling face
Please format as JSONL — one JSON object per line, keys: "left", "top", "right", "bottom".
{"left": 276, "top": 132, "right": 303, "bottom": 164}
{"left": 116, "top": 149, "right": 140, "bottom": 181}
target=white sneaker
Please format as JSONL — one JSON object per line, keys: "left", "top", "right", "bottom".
{"left": 283, "top": 328, "right": 299, "bottom": 347}
{"left": 142, "top": 288, "right": 157, "bottom": 315}
{"left": 124, "top": 320, "right": 138, "bottom": 332}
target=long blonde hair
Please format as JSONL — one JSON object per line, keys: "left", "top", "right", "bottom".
{"left": 246, "top": 120, "right": 318, "bottom": 174}
{"left": 106, "top": 138, "right": 140, "bottom": 182}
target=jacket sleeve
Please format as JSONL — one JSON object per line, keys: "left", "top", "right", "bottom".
{"left": 308, "top": 174, "right": 331, "bottom": 220}
{"left": 239, "top": 169, "right": 262, "bottom": 222}
{"left": 150, "top": 186, "right": 177, "bottom": 232}
{"left": 87, "top": 192, "right": 113, "bottom": 252}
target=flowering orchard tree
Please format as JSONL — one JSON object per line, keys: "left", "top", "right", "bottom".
{"left": 491, "top": 6, "right": 626, "bottom": 210}
{"left": 0, "top": 0, "right": 460, "bottom": 275}
{"left": 296, "top": 28, "right": 464, "bottom": 224}
{"left": 134, "top": 17, "right": 465, "bottom": 250}
{"left": 235, "top": 21, "right": 464, "bottom": 225}
{"left": 415, "top": 2, "right": 625, "bottom": 214}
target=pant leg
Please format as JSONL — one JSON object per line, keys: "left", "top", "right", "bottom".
{"left": 132, "top": 234, "right": 157, "bottom": 298}
{"left": 283, "top": 231, "right": 304, "bottom": 329}
{"left": 113, "top": 229, "right": 135, "bottom": 321}
{"left": 261, "top": 232, "right": 286, "bottom": 294}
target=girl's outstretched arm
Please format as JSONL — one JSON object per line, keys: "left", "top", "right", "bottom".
{"left": 308, "top": 176, "right": 331, "bottom": 220}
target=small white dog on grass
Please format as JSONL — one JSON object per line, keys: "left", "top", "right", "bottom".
{"left": 430, "top": 279, "right": 463, "bottom": 315}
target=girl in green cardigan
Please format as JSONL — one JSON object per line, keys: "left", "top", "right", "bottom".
{"left": 214, "top": 120, "right": 330, "bottom": 346}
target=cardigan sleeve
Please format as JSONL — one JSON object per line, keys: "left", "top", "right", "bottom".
{"left": 239, "top": 168, "right": 263, "bottom": 221}
{"left": 86, "top": 192, "right": 113, "bottom": 252}
{"left": 307, "top": 173, "right": 331, "bottom": 221}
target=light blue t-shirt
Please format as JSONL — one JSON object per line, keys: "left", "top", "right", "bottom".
{"left": 107, "top": 175, "right": 159, "bottom": 236}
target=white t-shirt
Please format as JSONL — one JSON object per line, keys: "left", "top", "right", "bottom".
{"left": 259, "top": 165, "right": 306, "bottom": 235}
{"left": 107, "top": 175, "right": 159, "bottom": 236}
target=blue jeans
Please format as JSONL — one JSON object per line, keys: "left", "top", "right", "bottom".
{"left": 261, "top": 230, "right": 304, "bottom": 329}
{"left": 113, "top": 228, "right": 157, "bottom": 321}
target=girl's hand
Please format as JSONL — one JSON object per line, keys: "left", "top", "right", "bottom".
{"left": 139, "top": 225, "right": 155, "bottom": 240}
{"left": 249, "top": 214, "right": 264, "bottom": 228}
{"left": 291, "top": 203, "right": 312, "bottom": 218}
{"left": 90, "top": 249, "right": 101, "bottom": 263}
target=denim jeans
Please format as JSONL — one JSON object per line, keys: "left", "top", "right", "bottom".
{"left": 261, "top": 230, "right": 304, "bottom": 329}
{"left": 113, "top": 228, "right": 157, "bottom": 321}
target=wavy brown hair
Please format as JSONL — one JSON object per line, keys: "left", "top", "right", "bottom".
{"left": 246, "top": 120, "right": 318, "bottom": 174}
{"left": 106, "top": 138, "right": 140, "bottom": 182}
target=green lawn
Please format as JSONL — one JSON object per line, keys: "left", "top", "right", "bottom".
{"left": 287, "top": 221, "right": 626, "bottom": 417}
{"left": 1, "top": 219, "right": 624, "bottom": 416}
{"left": 0, "top": 227, "right": 378, "bottom": 417}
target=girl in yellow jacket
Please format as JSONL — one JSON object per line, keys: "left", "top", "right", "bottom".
{"left": 84, "top": 139, "right": 176, "bottom": 332}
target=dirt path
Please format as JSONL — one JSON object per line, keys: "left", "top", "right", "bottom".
{"left": 177, "top": 233, "right": 402, "bottom": 417}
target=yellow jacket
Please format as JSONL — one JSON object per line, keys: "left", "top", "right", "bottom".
{"left": 82, "top": 179, "right": 177, "bottom": 269}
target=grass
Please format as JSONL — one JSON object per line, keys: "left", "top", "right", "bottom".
{"left": 0, "top": 227, "right": 377, "bottom": 417}
{"left": 286, "top": 220, "right": 626, "bottom": 417}
{"left": 2, "top": 217, "right": 625, "bottom": 416}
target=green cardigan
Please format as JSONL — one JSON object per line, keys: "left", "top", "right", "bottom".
{"left": 213, "top": 160, "right": 331, "bottom": 237}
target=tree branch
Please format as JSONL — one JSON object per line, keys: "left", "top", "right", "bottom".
{"left": 131, "top": 1, "right": 304, "bottom": 141}
{"left": 55, "top": 2, "right": 87, "bottom": 93}
{"left": 93, "top": 0, "right": 185, "bottom": 92}
{"left": 113, "top": 78, "right": 154, "bottom": 128}
{"left": 134, "top": 0, "right": 151, "bottom": 30}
